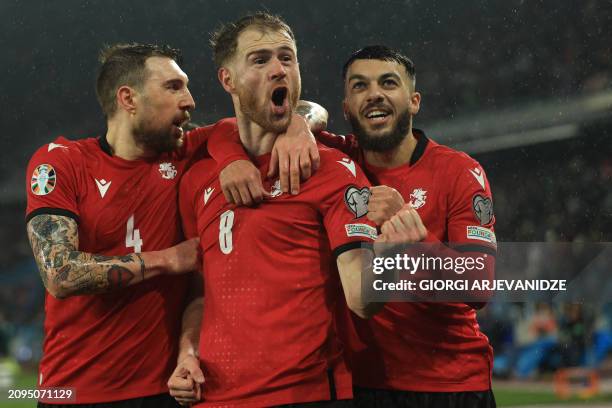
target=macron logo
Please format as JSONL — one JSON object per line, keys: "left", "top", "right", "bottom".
{"left": 204, "top": 187, "right": 214, "bottom": 205}
{"left": 469, "top": 167, "right": 486, "bottom": 190}
{"left": 95, "top": 178, "right": 112, "bottom": 198}
{"left": 337, "top": 158, "right": 356, "bottom": 178}
{"left": 48, "top": 143, "right": 67, "bottom": 152}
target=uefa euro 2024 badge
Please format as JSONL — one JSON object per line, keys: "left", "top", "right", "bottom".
{"left": 31, "top": 164, "right": 56, "bottom": 196}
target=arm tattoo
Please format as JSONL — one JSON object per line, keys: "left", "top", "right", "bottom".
{"left": 27, "top": 214, "right": 140, "bottom": 298}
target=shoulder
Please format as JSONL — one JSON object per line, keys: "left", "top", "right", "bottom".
{"left": 181, "top": 157, "right": 218, "bottom": 191}
{"left": 307, "top": 144, "right": 370, "bottom": 197}
{"left": 426, "top": 139, "right": 493, "bottom": 204}
{"left": 316, "top": 143, "right": 360, "bottom": 176}
{"left": 28, "top": 136, "right": 98, "bottom": 170}
{"left": 426, "top": 138, "right": 485, "bottom": 177}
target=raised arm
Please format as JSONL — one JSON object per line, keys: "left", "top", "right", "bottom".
{"left": 27, "top": 214, "right": 199, "bottom": 299}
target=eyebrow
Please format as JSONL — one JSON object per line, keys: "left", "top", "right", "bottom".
{"left": 380, "top": 72, "right": 401, "bottom": 82}
{"left": 245, "top": 45, "right": 296, "bottom": 59}
{"left": 162, "top": 77, "right": 188, "bottom": 86}
{"left": 348, "top": 72, "right": 402, "bottom": 83}
{"left": 347, "top": 74, "right": 368, "bottom": 82}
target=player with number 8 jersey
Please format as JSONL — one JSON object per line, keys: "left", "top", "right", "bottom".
{"left": 179, "top": 141, "right": 378, "bottom": 406}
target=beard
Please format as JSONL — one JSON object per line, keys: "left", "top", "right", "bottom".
{"left": 133, "top": 107, "right": 180, "bottom": 154}
{"left": 237, "top": 83, "right": 300, "bottom": 134}
{"left": 348, "top": 108, "right": 411, "bottom": 152}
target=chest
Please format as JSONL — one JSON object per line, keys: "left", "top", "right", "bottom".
{"left": 197, "top": 178, "right": 326, "bottom": 257}
{"left": 378, "top": 167, "right": 450, "bottom": 238}
{"left": 76, "top": 158, "right": 186, "bottom": 253}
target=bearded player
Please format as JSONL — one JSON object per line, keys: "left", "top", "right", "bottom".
{"left": 26, "top": 43, "right": 317, "bottom": 407}
{"left": 318, "top": 45, "right": 497, "bottom": 408}
{"left": 169, "top": 13, "right": 426, "bottom": 408}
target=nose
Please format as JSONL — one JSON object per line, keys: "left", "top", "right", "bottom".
{"left": 180, "top": 88, "right": 196, "bottom": 111}
{"left": 366, "top": 84, "right": 384, "bottom": 104}
{"left": 269, "top": 57, "right": 287, "bottom": 81}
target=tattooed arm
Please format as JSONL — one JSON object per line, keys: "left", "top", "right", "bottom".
{"left": 27, "top": 214, "right": 200, "bottom": 299}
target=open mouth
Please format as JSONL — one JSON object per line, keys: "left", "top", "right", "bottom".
{"left": 174, "top": 113, "right": 190, "bottom": 130}
{"left": 363, "top": 106, "right": 392, "bottom": 124}
{"left": 271, "top": 87, "right": 288, "bottom": 107}
{"left": 172, "top": 118, "right": 188, "bottom": 137}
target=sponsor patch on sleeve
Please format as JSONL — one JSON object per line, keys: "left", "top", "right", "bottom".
{"left": 467, "top": 226, "right": 497, "bottom": 244}
{"left": 345, "top": 223, "right": 378, "bottom": 240}
{"left": 31, "top": 164, "right": 57, "bottom": 196}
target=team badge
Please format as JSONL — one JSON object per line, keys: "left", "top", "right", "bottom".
{"left": 159, "top": 162, "right": 177, "bottom": 179}
{"left": 270, "top": 179, "right": 283, "bottom": 198}
{"left": 31, "top": 164, "right": 56, "bottom": 196}
{"left": 472, "top": 194, "right": 494, "bottom": 225}
{"left": 344, "top": 186, "right": 370, "bottom": 218}
{"left": 409, "top": 188, "right": 427, "bottom": 209}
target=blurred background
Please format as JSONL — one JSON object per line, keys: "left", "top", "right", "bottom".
{"left": 1, "top": 0, "right": 611, "bottom": 406}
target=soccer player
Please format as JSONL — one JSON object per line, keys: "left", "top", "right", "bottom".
{"left": 170, "top": 14, "right": 421, "bottom": 408}
{"left": 217, "top": 45, "right": 498, "bottom": 408}
{"left": 26, "top": 43, "right": 318, "bottom": 407}
{"left": 319, "top": 45, "right": 497, "bottom": 408}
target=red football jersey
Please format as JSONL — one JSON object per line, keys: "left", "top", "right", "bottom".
{"left": 179, "top": 143, "right": 378, "bottom": 407}
{"left": 321, "top": 130, "right": 496, "bottom": 392}
{"left": 25, "top": 123, "right": 241, "bottom": 403}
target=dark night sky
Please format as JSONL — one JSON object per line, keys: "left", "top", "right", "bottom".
{"left": 1, "top": 0, "right": 610, "bottom": 203}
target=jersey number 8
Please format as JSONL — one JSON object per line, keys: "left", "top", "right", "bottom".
{"left": 219, "top": 210, "right": 234, "bottom": 254}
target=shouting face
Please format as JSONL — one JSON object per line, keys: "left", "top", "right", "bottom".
{"left": 220, "top": 28, "right": 301, "bottom": 134}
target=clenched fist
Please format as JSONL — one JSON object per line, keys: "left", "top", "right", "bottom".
{"left": 378, "top": 204, "right": 428, "bottom": 244}
{"left": 168, "top": 355, "right": 205, "bottom": 406}
{"left": 161, "top": 238, "right": 202, "bottom": 275}
{"left": 367, "top": 185, "right": 405, "bottom": 226}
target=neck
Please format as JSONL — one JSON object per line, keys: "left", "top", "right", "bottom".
{"left": 235, "top": 107, "right": 277, "bottom": 157}
{"left": 105, "top": 116, "right": 155, "bottom": 160}
{"left": 364, "top": 128, "right": 418, "bottom": 168}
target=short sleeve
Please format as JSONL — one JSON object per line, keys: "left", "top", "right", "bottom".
{"left": 206, "top": 118, "right": 251, "bottom": 171}
{"left": 317, "top": 149, "right": 378, "bottom": 257}
{"left": 317, "top": 131, "right": 361, "bottom": 162}
{"left": 25, "top": 139, "right": 80, "bottom": 223}
{"left": 446, "top": 156, "right": 497, "bottom": 253}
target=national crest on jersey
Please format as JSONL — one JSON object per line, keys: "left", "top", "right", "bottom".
{"left": 269, "top": 179, "right": 283, "bottom": 198}
{"left": 158, "top": 162, "right": 177, "bottom": 179}
{"left": 409, "top": 188, "right": 427, "bottom": 209}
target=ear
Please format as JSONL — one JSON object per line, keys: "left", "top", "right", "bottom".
{"left": 116, "top": 85, "right": 138, "bottom": 115}
{"left": 342, "top": 99, "right": 349, "bottom": 121}
{"left": 409, "top": 91, "right": 421, "bottom": 116}
{"left": 218, "top": 67, "right": 235, "bottom": 93}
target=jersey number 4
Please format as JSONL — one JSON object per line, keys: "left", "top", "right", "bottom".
{"left": 125, "top": 214, "right": 143, "bottom": 253}
{"left": 219, "top": 210, "right": 234, "bottom": 254}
